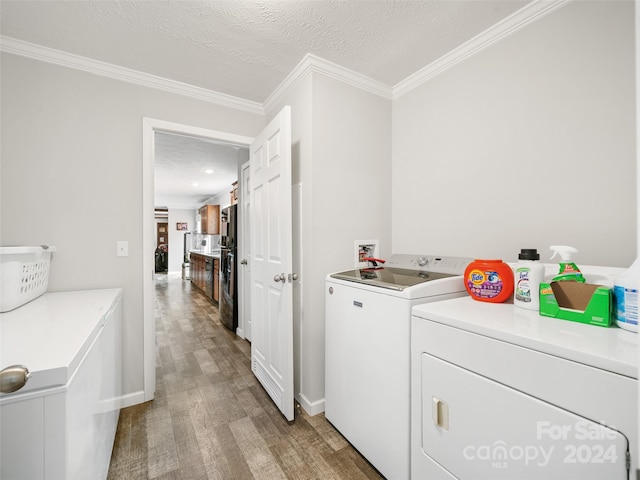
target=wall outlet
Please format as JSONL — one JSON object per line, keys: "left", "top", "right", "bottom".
{"left": 354, "top": 239, "right": 379, "bottom": 268}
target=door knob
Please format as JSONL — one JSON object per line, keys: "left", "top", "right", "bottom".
{"left": 241, "top": 259, "right": 248, "bottom": 265}
{"left": 273, "top": 273, "right": 286, "bottom": 282}
{"left": 288, "top": 273, "right": 299, "bottom": 281}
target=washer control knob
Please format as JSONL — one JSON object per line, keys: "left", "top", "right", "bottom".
{"left": 417, "top": 257, "right": 428, "bottom": 267}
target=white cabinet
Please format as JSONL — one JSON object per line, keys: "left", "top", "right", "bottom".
{"left": 0, "top": 289, "right": 122, "bottom": 480}
{"left": 411, "top": 297, "right": 638, "bottom": 480}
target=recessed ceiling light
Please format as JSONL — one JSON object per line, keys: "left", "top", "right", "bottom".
{"left": 192, "top": 182, "right": 199, "bottom": 187}
{"left": 204, "top": 168, "right": 214, "bottom": 174}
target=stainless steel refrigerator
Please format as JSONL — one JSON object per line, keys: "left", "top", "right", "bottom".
{"left": 219, "top": 204, "right": 237, "bottom": 332}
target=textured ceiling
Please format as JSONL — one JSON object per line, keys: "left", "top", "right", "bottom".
{"left": 1, "top": 0, "right": 532, "bottom": 209}
{"left": 154, "top": 133, "right": 246, "bottom": 210}
{"left": 0, "top": 0, "right": 530, "bottom": 103}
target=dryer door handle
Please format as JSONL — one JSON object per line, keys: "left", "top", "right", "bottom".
{"left": 432, "top": 396, "right": 449, "bottom": 431}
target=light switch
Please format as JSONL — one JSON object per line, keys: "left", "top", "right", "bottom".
{"left": 117, "top": 241, "right": 129, "bottom": 257}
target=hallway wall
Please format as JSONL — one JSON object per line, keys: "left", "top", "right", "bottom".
{"left": 0, "top": 52, "right": 265, "bottom": 402}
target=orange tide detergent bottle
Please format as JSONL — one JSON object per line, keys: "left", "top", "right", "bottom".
{"left": 464, "top": 259, "right": 514, "bottom": 303}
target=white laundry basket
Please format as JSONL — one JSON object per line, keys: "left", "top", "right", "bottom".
{"left": 0, "top": 246, "right": 56, "bottom": 313}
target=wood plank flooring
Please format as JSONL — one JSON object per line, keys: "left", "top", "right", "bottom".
{"left": 107, "top": 274, "right": 383, "bottom": 480}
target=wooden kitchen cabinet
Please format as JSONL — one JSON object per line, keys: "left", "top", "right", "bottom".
{"left": 190, "top": 252, "right": 219, "bottom": 305}
{"left": 213, "top": 258, "right": 220, "bottom": 303}
{"left": 199, "top": 205, "right": 220, "bottom": 234}
{"left": 190, "top": 253, "right": 205, "bottom": 292}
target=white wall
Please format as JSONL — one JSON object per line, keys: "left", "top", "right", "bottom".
{"left": 167, "top": 208, "right": 196, "bottom": 272}
{"left": 0, "top": 52, "right": 265, "bottom": 401}
{"left": 392, "top": 0, "right": 636, "bottom": 267}
{"left": 202, "top": 189, "right": 232, "bottom": 210}
{"left": 267, "top": 71, "right": 392, "bottom": 413}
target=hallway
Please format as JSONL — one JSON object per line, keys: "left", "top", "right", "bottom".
{"left": 107, "top": 274, "right": 382, "bottom": 479}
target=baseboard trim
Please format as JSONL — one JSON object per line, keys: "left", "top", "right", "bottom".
{"left": 117, "top": 390, "right": 148, "bottom": 409}
{"left": 296, "top": 393, "right": 325, "bottom": 417}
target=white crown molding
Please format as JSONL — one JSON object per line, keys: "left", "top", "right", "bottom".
{"left": 0, "top": 36, "right": 265, "bottom": 116}
{"left": 393, "top": 0, "right": 570, "bottom": 99}
{"left": 1, "top": 0, "right": 569, "bottom": 115}
{"left": 264, "top": 53, "right": 393, "bottom": 116}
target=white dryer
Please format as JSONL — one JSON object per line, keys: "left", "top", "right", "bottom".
{"left": 410, "top": 267, "right": 638, "bottom": 480}
{"left": 325, "top": 254, "right": 472, "bottom": 480}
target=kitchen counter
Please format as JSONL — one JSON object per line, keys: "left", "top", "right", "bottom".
{"left": 412, "top": 296, "right": 638, "bottom": 379}
{"left": 190, "top": 251, "right": 221, "bottom": 303}
{"left": 189, "top": 249, "right": 220, "bottom": 259}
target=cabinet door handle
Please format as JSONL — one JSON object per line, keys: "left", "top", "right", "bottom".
{"left": 432, "top": 396, "right": 449, "bottom": 431}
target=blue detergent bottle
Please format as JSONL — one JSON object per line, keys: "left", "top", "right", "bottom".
{"left": 613, "top": 258, "right": 639, "bottom": 333}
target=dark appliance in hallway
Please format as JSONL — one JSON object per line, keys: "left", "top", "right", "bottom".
{"left": 205, "top": 257, "right": 214, "bottom": 299}
{"left": 220, "top": 204, "right": 237, "bottom": 332}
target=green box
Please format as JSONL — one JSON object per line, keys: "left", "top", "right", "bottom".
{"left": 539, "top": 281, "right": 612, "bottom": 327}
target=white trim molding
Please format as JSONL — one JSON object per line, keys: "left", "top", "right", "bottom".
{"left": 0, "top": 36, "right": 264, "bottom": 116}
{"left": 296, "top": 393, "right": 325, "bottom": 417}
{"left": 0, "top": 0, "right": 569, "bottom": 113}
{"left": 393, "top": 0, "right": 570, "bottom": 98}
{"left": 264, "top": 53, "right": 393, "bottom": 116}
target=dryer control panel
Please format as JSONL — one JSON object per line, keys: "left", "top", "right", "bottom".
{"left": 385, "top": 254, "right": 472, "bottom": 274}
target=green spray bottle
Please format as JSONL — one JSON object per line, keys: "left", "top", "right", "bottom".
{"left": 550, "top": 245, "right": 585, "bottom": 282}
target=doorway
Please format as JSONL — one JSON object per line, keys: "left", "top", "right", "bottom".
{"left": 155, "top": 222, "right": 168, "bottom": 273}
{"left": 142, "top": 118, "right": 254, "bottom": 402}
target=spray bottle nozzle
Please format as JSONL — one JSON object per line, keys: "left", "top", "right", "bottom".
{"left": 549, "top": 245, "right": 578, "bottom": 262}
{"left": 550, "top": 245, "right": 585, "bottom": 282}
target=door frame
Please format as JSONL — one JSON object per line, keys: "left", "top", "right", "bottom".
{"left": 237, "top": 160, "right": 251, "bottom": 341}
{"left": 142, "top": 117, "right": 254, "bottom": 401}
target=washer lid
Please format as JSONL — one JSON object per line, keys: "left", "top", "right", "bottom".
{"left": 330, "top": 267, "right": 456, "bottom": 291}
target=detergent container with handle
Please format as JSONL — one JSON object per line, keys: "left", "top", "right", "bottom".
{"left": 464, "top": 259, "right": 514, "bottom": 303}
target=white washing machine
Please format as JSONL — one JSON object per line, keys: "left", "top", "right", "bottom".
{"left": 410, "top": 265, "right": 638, "bottom": 480}
{"left": 325, "top": 254, "right": 472, "bottom": 480}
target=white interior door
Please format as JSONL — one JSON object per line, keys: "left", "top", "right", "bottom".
{"left": 240, "top": 160, "right": 252, "bottom": 341}
{"left": 249, "top": 106, "right": 294, "bottom": 421}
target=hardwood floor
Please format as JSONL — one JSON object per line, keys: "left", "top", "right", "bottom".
{"left": 107, "top": 274, "right": 383, "bottom": 480}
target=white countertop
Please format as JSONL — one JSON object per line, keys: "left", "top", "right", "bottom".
{"left": 0, "top": 289, "right": 122, "bottom": 398}
{"left": 189, "top": 249, "right": 220, "bottom": 259}
{"left": 412, "top": 296, "right": 638, "bottom": 379}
